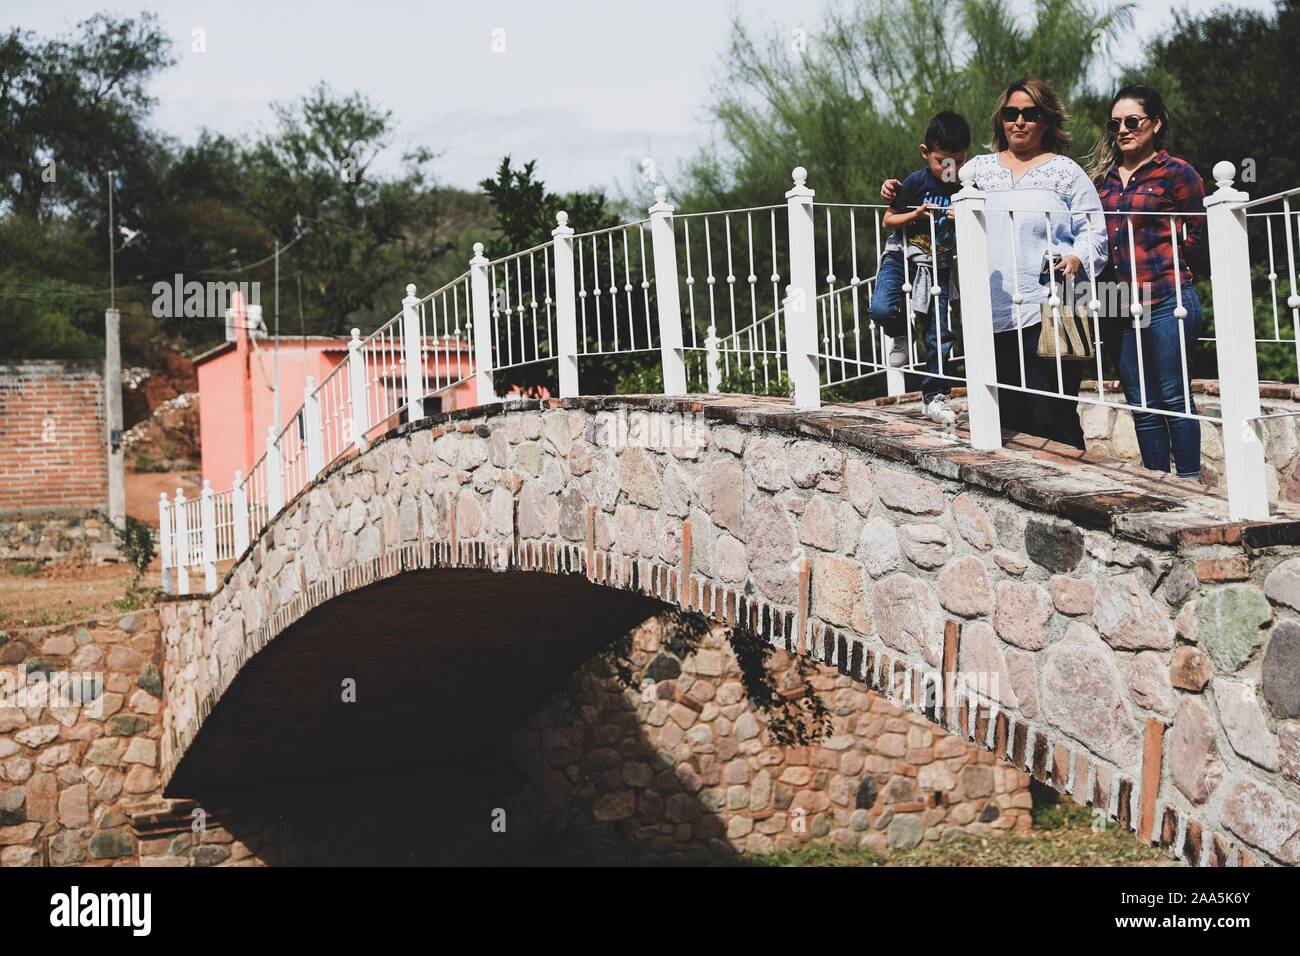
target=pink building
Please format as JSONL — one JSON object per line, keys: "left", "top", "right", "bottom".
{"left": 194, "top": 300, "right": 476, "bottom": 487}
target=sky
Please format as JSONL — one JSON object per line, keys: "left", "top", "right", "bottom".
{"left": 6, "top": 0, "right": 1279, "bottom": 195}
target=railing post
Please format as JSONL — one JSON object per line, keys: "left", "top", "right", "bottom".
{"left": 551, "top": 212, "right": 580, "bottom": 397}
{"left": 232, "top": 470, "right": 249, "bottom": 556}
{"left": 303, "top": 375, "right": 324, "bottom": 479}
{"left": 200, "top": 479, "right": 217, "bottom": 592}
{"left": 951, "top": 164, "right": 1003, "bottom": 449}
{"left": 173, "top": 487, "right": 190, "bottom": 594}
{"left": 1205, "top": 160, "right": 1270, "bottom": 521}
{"left": 705, "top": 328, "right": 722, "bottom": 393}
{"left": 401, "top": 284, "right": 425, "bottom": 421}
{"left": 649, "top": 187, "right": 688, "bottom": 395}
{"left": 265, "top": 425, "right": 284, "bottom": 515}
{"left": 158, "top": 492, "right": 173, "bottom": 595}
{"left": 469, "top": 243, "right": 498, "bottom": 404}
{"left": 784, "top": 167, "right": 821, "bottom": 409}
{"left": 347, "top": 328, "right": 370, "bottom": 449}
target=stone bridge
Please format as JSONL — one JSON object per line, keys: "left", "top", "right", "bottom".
{"left": 153, "top": 394, "right": 1300, "bottom": 866}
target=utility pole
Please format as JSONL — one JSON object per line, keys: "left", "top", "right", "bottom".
{"left": 104, "top": 172, "right": 124, "bottom": 527}
{"left": 273, "top": 236, "right": 281, "bottom": 431}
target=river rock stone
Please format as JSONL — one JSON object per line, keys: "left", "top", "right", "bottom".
{"left": 1264, "top": 557, "right": 1300, "bottom": 612}
{"left": 1263, "top": 620, "right": 1300, "bottom": 718}
{"left": 743, "top": 497, "right": 799, "bottom": 604}
{"left": 957, "top": 622, "right": 1017, "bottom": 708}
{"left": 1170, "top": 646, "right": 1212, "bottom": 691}
{"left": 872, "top": 573, "right": 944, "bottom": 665}
{"left": 938, "top": 557, "right": 993, "bottom": 617}
{"left": 1199, "top": 585, "right": 1271, "bottom": 670}
{"left": 1040, "top": 622, "right": 1140, "bottom": 767}
{"left": 1094, "top": 573, "right": 1174, "bottom": 649}
{"left": 1213, "top": 678, "right": 1279, "bottom": 770}
{"left": 1127, "top": 651, "right": 1175, "bottom": 716}
{"left": 857, "top": 518, "right": 899, "bottom": 578}
{"left": 992, "top": 581, "right": 1052, "bottom": 650}
{"left": 1169, "top": 697, "right": 1223, "bottom": 804}
{"left": 1220, "top": 779, "right": 1300, "bottom": 864}
{"left": 951, "top": 493, "right": 995, "bottom": 551}
{"left": 875, "top": 468, "right": 945, "bottom": 516}
{"left": 1024, "top": 518, "right": 1083, "bottom": 572}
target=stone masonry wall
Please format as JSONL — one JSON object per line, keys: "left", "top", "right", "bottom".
{"left": 0, "top": 511, "right": 117, "bottom": 563}
{"left": 0, "top": 606, "right": 1030, "bottom": 866}
{"left": 493, "top": 615, "right": 1030, "bottom": 859}
{"left": 155, "top": 396, "right": 1300, "bottom": 866}
{"left": 0, "top": 612, "right": 164, "bottom": 866}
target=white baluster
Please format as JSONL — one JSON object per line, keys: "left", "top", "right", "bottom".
{"left": 649, "top": 186, "right": 688, "bottom": 395}
{"left": 401, "top": 284, "right": 425, "bottom": 421}
{"left": 200, "top": 479, "right": 217, "bottom": 592}
{"left": 232, "top": 470, "right": 249, "bottom": 556}
{"left": 705, "top": 326, "right": 723, "bottom": 393}
{"left": 783, "top": 166, "right": 821, "bottom": 409}
{"left": 173, "top": 487, "right": 190, "bottom": 594}
{"left": 551, "top": 212, "right": 580, "bottom": 397}
{"left": 265, "top": 425, "right": 284, "bottom": 515}
{"left": 347, "top": 328, "right": 370, "bottom": 449}
{"left": 951, "top": 163, "right": 1002, "bottom": 449}
{"left": 470, "top": 243, "right": 498, "bottom": 404}
{"left": 303, "top": 375, "right": 324, "bottom": 479}
{"left": 158, "top": 492, "right": 173, "bottom": 595}
{"left": 1205, "top": 161, "right": 1269, "bottom": 520}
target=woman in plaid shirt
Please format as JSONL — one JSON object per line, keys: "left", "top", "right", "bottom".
{"left": 1090, "top": 85, "right": 1209, "bottom": 481}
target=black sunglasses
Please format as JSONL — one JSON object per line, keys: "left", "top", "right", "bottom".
{"left": 1001, "top": 105, "right": 1044, "bottom": 124}
{"left": 1107, "top": 115, "right": 1150, "bottom": 134}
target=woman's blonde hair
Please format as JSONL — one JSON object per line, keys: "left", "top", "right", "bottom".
{"left": 989, "top": 77, "right": 1072, "bottom": 153}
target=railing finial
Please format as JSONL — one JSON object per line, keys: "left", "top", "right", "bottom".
{"left": 555, "top": 211, "right": 568, "bottom": 228}
{"left": 791, "top": 166, "right": 807, "bottom": 188}
{"left": 1212, "top": 160, "right": 1236, "bottom": 191}
{"left": 350, "top": 327, "right": 361, "bottom": 341}
{"left": 405, "top": 283, "right": 417, "bottom": 300}
{"left": 653, "top": 185, "right": 667, "bottom": 203}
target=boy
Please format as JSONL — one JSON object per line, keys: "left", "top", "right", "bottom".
{"left": 868, "top": 111, "right": 970, "bottom": 426}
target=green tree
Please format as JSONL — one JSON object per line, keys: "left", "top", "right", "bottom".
{"left": 240, "top": 83, "right": 442, "bottom": 334}
{"left": 1144, "top": 0, "right": 1299, "bottom": 198}
{"left": 0, "top": 12, "right": 172, "bottom": 221}
{"left": 681, "top": 0, "right": 1134, "bottom": 209}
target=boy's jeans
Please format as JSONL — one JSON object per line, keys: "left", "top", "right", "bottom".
{"left": 868, "top": 251, "right": 956, "bottom": 402}
{"left": 1116, "top": 287, "right": 1204, "bottom": 480}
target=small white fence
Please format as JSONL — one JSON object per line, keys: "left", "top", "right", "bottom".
{"left": 160, "top": 160, "right": 1299, "bottom": 592}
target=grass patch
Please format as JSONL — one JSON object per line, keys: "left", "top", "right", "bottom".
{"left": 745, "top": 800, "right": 1174, "bottom": 867}
{"left": 3, "top": 562, "right": 44, "bottom": 577}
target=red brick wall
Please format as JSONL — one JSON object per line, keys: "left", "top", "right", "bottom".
{"left": 0, "top": 362, "right": 108, "bottom": 512}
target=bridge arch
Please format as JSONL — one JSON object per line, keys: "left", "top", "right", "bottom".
{"left": 160, "top": 395, "right": 1300, "bottom": 866}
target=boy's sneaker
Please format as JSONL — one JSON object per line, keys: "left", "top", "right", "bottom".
{"left": 924, "top": 394, "right": 956, "bottom": 427}
{"left": 887, "top": 338, "right": 908, "bottom": 368}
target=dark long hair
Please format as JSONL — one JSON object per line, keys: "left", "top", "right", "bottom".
{"left": 1088, "top": 85, "right": 1171, "bottom": 183}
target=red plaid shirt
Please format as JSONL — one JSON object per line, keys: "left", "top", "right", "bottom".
{"left": 1096, "top": 150, "right": 1208, "bottom": 307}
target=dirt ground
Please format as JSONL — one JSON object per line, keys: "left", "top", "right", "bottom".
{"left": 0, "top": 560, "right": 163, "bottom": 629}
{"left": 126, "top": 468, "right": 202, "bottom": 527}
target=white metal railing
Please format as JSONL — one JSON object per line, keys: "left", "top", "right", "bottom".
{"left": 160, "top": 160, "right": 1295, "bottom": 593}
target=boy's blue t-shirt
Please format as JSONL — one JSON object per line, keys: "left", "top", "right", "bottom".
{"left": 885, "top": 167, "right": 960, "bottom": 263}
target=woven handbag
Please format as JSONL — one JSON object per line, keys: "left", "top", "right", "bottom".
{"left": 1037, "top": 303, "right": 1095, "bottom": 362}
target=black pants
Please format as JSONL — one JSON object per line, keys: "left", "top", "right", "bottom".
{"left": 993, "top": 323, "right": 1085, "bottom": 450}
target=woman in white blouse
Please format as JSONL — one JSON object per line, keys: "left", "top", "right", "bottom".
{"left": 884, "top": 78, "right": 1108, "bottom": 449}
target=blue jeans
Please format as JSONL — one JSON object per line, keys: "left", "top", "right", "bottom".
{"left": 868, "top": 251, "right": 956, "bottom": 402}
{"left": 1116, "top": 288, "right": 1203, "bottom": 479}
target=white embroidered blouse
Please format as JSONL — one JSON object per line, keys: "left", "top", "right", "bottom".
{"left": 961, "top": 152, "right": 1109, "bottom": 333}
